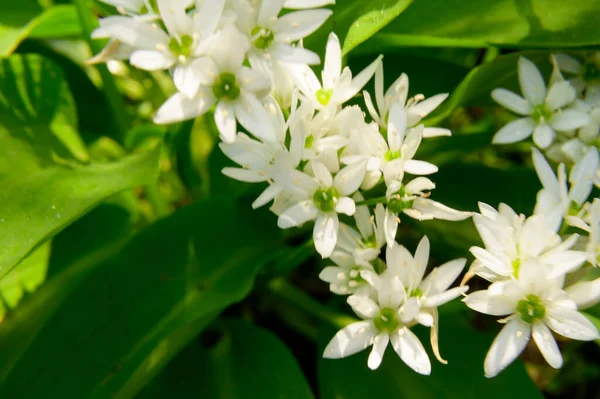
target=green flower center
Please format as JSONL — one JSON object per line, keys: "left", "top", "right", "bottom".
{"left": 313, "top": 187, "right": 339, "bottom": 212}
{"left": 410, "top": 288, "right": 423, "bottom": 298}
{"left": 168, "top": 35, "right": 194, "bottom": 58}
{"left": 582, "top": 60, "right": 600, "bottom": 82}
{"left": 212, "top": 72, "right": 241, "bottom": 100}
{"left": 568, "top": 200, "right": 582, "bottom": 216}
{"left": 304, "top": 134, "right": 314, "bottom": 149}
{"left": 512, "top": 258, "right": 521, "bottom": 278}
{"left": 387, "top": 187, "right": 413, "bottom": 214}
{"left": 251, "top": 26, "right": 275, "bottom": 49}
{"left": 374, "top": 308, "right": 400, "bottom": 332}
{"left": 140, "top": 0, "right": 158, "bottom": 14}
{"left": 531, "top": 104, "right": 553, "bottom": 124}
{"left": 316, "top": 88, "right": 333, "bottom": 106}
{"left": 384, "top": 150, "right": 402, "bottom": 162}
{"left": 363, "top": 235, "right": 378, "bottom": 248}
{"left": 516, "top": 294, "right": 546, "bottom": 323}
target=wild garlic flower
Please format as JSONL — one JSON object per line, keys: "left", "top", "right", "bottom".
{"left": 319, "top": 251, "right": 375, "bottom": 296}
{"left": 286, "top": 32, "right": 382, "bottom": 110}
{"left": 467, "top": 202, "right": 587, "bottom": 283}
{"left": 491, "top": 56, "right": 590, "bottom": 149}
{"left": 532, "top": 147, "right": 598, "bottom": 232}
{"left": 553, "top": 52, "right": 600, "bottom": 94}
{"left": 324, "top": 236, "right": 467, "bottom": 373}
{"left": 383, "top": 178, "right": 473, "bottom": 247}
{"left": 363, "top": 63, "right": 451, "bottom": 138}
{"left": 276, "top": 160, "right": 367, "bottom": 258}
{"left": 566, "top": 198, "right": 600, "bottom": 267}
{"left": 342, "top": 103, "right": 438, "bottom": 186}
{"left": 154, "top": 25, "right": 274, "bottom": 142}
{"left": 464, "top": 258, "right": 600, "bottom": 377}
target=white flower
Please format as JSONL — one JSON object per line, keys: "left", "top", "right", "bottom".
{"left": 532, "top": 147, "right": 598, "bottom": 232}
{"left": 319, "top": 251, "right": 375, "bottom": 296}
{"left": 276, "top": 160, "right": 367, "bottom": 258}
{"left": 286, "top": 32, "right": 382, "bottom": 110}
{"left": 98, "top": 0, "right": 159, "bottom": 17}
{"left": 283, "top": 0, "right": 335, "bottom": 8}
{"left": 342, "top": 103, "right": 438, "bottom": 186}
{"left": 385, "top": 236, "right": 468, "bottom": 362}
{"left": 154, "top": 25, "right": 274, "bottom": 143}
{"left": 323, "top": 271, "right": 432, "bottom": 374}
{"left": 468, "top": 202, "right": 587, "bottom": 283}
{"left": 464, "top": 258, "right": 600, "bottom": 377}
{"left": 233, "top": 0, "right": 331, "bottom": 69}
{"left": 383, "top": 178, "right": 473, "bottom": 247}
{"left": 491, "top": 56, "right": 590, "bottom": 149}
{"left": 553, "top": 52, "right": 600, "bottom": 94}
{"left": 363, "top": 63, "right": 451, "bottom": 138}
{"left": 93, "top": 0, "right": 225, "bottom": 97}
{"left": 335, "top": 194, "right": 386, "bottom": 263}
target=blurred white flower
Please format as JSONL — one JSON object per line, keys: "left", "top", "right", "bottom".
{"left": 553, "top": 52, "right": 600, "bottom": 94}
{"left": 319, "top": 251, "right": 375, "bottom": 296}
{"left": 464, "top": 258, "right": 599, "bottom": 377}
{"left": 567, "top": 198, "right": 600, "bottom": 267}
{"left": 491, "top": 56, "right": 590, "bottom": 149}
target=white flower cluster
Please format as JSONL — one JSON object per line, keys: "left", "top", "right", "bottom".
{"left": 322, "top": 236, "right": 468, "bottom": 374}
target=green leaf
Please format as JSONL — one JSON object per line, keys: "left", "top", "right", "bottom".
{"left": 0, "top": 54, "right": 161, "bottom": 279}
{"left": 318, "top": 311, "right": 543, "bottom": 398}
{"left": 372, "top": 0, "right": 600, "bottom": 50}
{"left": 140, "top": 320, "right": 314, "bottom": 398}
{"left": 0, "top": 4, "right": 81, "bottom": 56}
{"left": 0, "top": 197, "right": 284, "bottom": 398}
{"left": 0, "top": 242, "right": 50, "bottom": 322}
{"left": 305, "top": 0, "right": 414, "bottom": 56}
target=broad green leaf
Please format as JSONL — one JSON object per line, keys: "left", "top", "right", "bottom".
{"left": 140, "top": 320, "right": 314, "bottom": 399}
{"left": 318, "top": 311, "right": 543, "bottom": 398}
{"left": 0, "top": 197, "right": 283, "bottom": 398}
{"left": 371, "top": 0, "right": 600, "bottom": 50}
{"left": 0, "top": 4, "right": 80, "bottom": 56}
{"left": 0, "top": 54, "right": 161, "bottom": 279}
{"left": 0, "top": 242, "right": 50, "bottom": 322}
{"left": 305, "top": 0, "right": 414, "bottom": 56}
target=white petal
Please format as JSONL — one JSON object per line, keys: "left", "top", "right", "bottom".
{"left": 194, "top": 0, "right": 224, "bottom": 37}
{"left": 492, "top": 117, "right": 535, "bottom": 144}
{"left": 387, "top": 102, "right": 406, "bottom": 151}
{"left": 404, "top": 160, "right": 438, "bottom": 175}
{"left": 553, "top": 53, "right": 582, "bottom": 74}
{"left": 491, "top": 88, "right": 533, "bottom": 116}
{"left": 391, "top": 327, "right": 431, "bottom": 375}
{"left": 221, "top": 167, "right": 266, "bottom": 182}
{"left": 404, "top": 176, "right": 435, "bottom": 194}
{"left": 565, "top": 278, "right": 600, "bottom": 309}
{"left": 484, "top": 319, "right": 531, "bottom": 378}
{"left": 278, "top": 200, "right": 319, "bottom": 228}
{"left": 252, "top": 184, "right": 282, "bottom": 209}
{"left": 367, "top": 332, "right": 390, "bottom": 370}
{"left": 154, "top": 90, "right": 215, "bottom": 124}
{"left": 532, "top": 124, "right": 555, "bottom": 149}
{"left": 323, "top": 320, "right": 377, "bottom": 359}
{"left": 322, "top": 32, "right": 341, "bottom": 89}
{"left": 274, "top": 9, "right": 332, "bottom": 42}
{"left": 215, "top": 101, "right": 237, "bottom": 143}
{"left": 409, "top": 198, "right": 473, "bottom": 221}
{"left": 569, "top": 147, "right": 598, "bottom": 205}
{"left": 334, "top": 161, "right": 367, "bottom": 196}
{"left": 314, "top": 214, "right": 339, "bottom": 258}
{"left": 258, "top": 0, "right": 286, "bottom": 26}
{"left": 157, "top": 0, "right": 192, "bottom": 36}
{"left": 173, "top": 64, "right": 202, "bottom": 98}
{"left": 399, "top": 297, "right": 420, "bottom": 323}
{"left": 283, "top": 0, "right": 335, "bottom": 8}
{"left": 518, "top": 56, "right": 546, "bottom": 106}
{"left": 384, "top": 210, "right": 399, "bottom": 247}
{"left": 312, "top": 161, "right": 333, "bottom": 187}
{"left": 551, "top": 110, "right": 591, "bottom": 131}
{"left": 348, "top": 295, "right": 380, "bottom": 319}
{"left": 546, "top": 81, "right": 577, "bottom": 111}
{"left": 422, "top": 127, "right": 452, "bottom": 138}
{"left": 545, "top": 307, "right": 600, "bottom": 341}
{"left": 130, "top": 50, "right": 174, "bottom": 70}
{"left": 532, "top": 148, "right": 559, "bottom": 194}
{"left": 335, "top": 197, "right": 356, "bottom": 216}
{"left": 423, "top": 286, "right": 468, "bottom": 308}
{"left": 532, "top": 321, "right": 563, "bottom": 369}
{"left": 424, "top": 258, "right": 466, "bottom": 294}
{"left": 542, "top": 250, "right": 587, "bottom": 278}
{"left": 234, "top": 94, "right": 278, "bottom": 143}
{"left": 409, "top": 93, "right": 448, "bottom": 121}
{"left": 343, "top": 55, "right": 382, "bottom": 102}
{"left": 463, "top": 290, "right": 515, "bottom": 316}
{"left": 271, "top": 43, "right": 321, "bottom": 65}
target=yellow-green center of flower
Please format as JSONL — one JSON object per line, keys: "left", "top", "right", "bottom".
{"left": 410, "top": 288, "right": 423, "bottom": 298}
{"left": 384, "top": 150, "right": 402, "bottom": 162}
{"left": 313, "top": 187, "right": 339, "bottom": 212}
{"left": 212, "top": 72, "right": 240, "bottom": 100}
{"left": 363, "top": 235, "right": 378, "bottom": 248}
{"left": 531, "top": 104, "right": 553, "bottom": 124}
{"left": 316, "top": 88, "right": 333, "bottom": 106}
{"left": 168, "top": 35, "right": 194, "bottom": 58}
{"left": 516, "top": 294, "right": 546, "bottom": 323}
{"left": 304, "top": 134, "right": 314, "bottom": 149}
{"left": 512, "top": 258, "right": 521, "bottom": 278}
{"left": 387, "top": 187, "right": 413, "bottom": 214}
{"left": 374, "top": 308, "right": 400, "bottom": 332}
{"left": 251, "top": 26, "right": 275, "bottom": 49}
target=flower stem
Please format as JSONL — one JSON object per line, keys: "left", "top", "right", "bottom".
{"left": 74, "top": 0, "right": 129, "bottom": 141}
{"left": 267, "top": 278, "right": 357, "bottom": 330}
{"left": 354, "top": 196, "right": 387, "bottom": 206}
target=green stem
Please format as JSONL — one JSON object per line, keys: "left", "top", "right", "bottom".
{"left": 145, "top": 183, "right": 170, "bottom": 219}
{"left": 267, "top": 278, "right": 357, "bottom": 330}
{"left": 355, "top": 196, "right": 387, "bottom": 207}
{"left": 74, "top": 0, "right": 129, "bottom": 141}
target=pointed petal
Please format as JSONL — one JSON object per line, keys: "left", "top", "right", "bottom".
{"left": 334, "top": 161, "right": 367, "bottom": 196}
{"left": 130, "top": 50, "right": 174, "bottom": 70}
{"left": 565, "top": 278, "right": 600, "bottom": 309}
{"left": 154, "top": 91, "right": 215, "bottom": 124}
{"left": 545, "top": 307, "right": 600, "bottom": 341}
{"left": 278, "top": 200, "right": 319, "bottom": 228}
{"left": 387, "top": 102, "right": 406, "bottom": 151}
{"left": 492, "top": 117, "right": 535, "bottom": 144}
{"left": 348, "top": 295, "right": 380, "bottom": 319}
{"left": 274, "top": 9, "right": 332, "bottom": 42}
{"left": 322, "top": 32, "right": 341, "bottom": 89}
{"left": 484, "top": 319, "right": 531, "bottom": 378}
{"left": 491, "top": 88, "right": 533, "bottom": 115}
{"left": 551, "top": 110, "right": 591, "bottom": 131}
{"left": 215, "top": 101, "right": 237, "bottom": 143}
{"left": 532, "top": 124, "right": 555, "bottom": 149}
{"left": 532, "top": 321, "right": 563, "bottom": 369}
{"left": 368, "top": 332, "right": 390, "bottom": 370}
{"left": 343, "top": 55, "right": 382, "bottom": 102}
{"left": 463, "top": 290, "right": 515, "bottom": 316}
{"left": 314, "top": 214, "right": 339, "bottom": 258}
{"left": 546, "top": 81, "right": 577, "bottom": 111}
{"left": 323, "top": 320, "right": 377, "bottom": 359}
{"left": 518, "top": 56, "right": 546, "bottom": 105}
{"left": 391, "top": 327, "right": 431, "bottom": 375}
{"left": 335, "top": 196, "right": 356, "bottom": 216}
